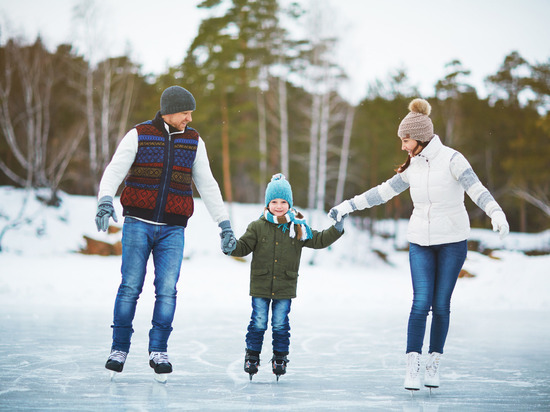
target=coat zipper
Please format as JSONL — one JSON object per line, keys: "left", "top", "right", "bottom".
{"left": 155, "top": 133, "right": 173, "bottom": 221}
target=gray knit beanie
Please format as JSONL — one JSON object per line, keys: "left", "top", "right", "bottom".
{"left": 397, "top": 98, "right": 434, "bottom": 142}
{"left": 160, "top": 86, "right": 196, "bottom": 115}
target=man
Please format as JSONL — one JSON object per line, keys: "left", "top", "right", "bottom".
{"left": 95, "top": 86, "right": 236, "bottom": 378}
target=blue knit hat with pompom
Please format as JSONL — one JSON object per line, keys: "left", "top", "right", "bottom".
{"left": 265, "top": 173, "right": 293, "bottom": 209}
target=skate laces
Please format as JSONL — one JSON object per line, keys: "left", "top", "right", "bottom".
{"left": 149, "top": 351, "right": 170, "bottom": 365}
{"left": 426, "top": 352, "right": 441, "bottom": 377}
{"left": 108, "top": 350, "right": 127, "bottom": 363}
{"left": 406, "top": 352, "right": 420, "bottom": 378}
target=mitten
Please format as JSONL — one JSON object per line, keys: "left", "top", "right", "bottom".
{"left": 219, "top": 220, "right": 237, "bottom": 254}
{"left": 491, "top": 210, "right": 509, "bottom": 239}
{"left": 95, "top": 196, "right": 118, "bottom": 232}
{"left": 334, "top": 214, "right": 348, "bottom": 233}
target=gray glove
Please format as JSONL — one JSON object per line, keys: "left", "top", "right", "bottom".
{"left": 219, "top": 220, "right": 237, "bottom": 254}
{"left": 334, "top": 214, "right": 348, "bottom": 233}
{"left": 95, "top": 196, "right": 118, "bottom": 232}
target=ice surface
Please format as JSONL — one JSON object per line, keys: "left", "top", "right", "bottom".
{"left": 0, "top": 188, "right": 549, "bottom": 410}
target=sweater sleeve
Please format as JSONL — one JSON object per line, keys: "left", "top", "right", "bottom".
{"left": 450, "top": 152, "right": 503, "bottom": 217}
{"left": 192, "top": 137, "right": 230, "bottom": 224}
{"left": 348, "top": 173, "right": 410, "bottom": 211}
{"left": 98, "top": 128, "right": 138, "bottom": 200}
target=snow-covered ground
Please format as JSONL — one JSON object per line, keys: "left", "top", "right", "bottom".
{"left": 1, "top": 186, "right": 549, "bottom": 411}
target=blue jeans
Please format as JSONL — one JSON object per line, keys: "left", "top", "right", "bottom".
{"left": 111, "top": 217, "right": 185, "bottom": 353}
{"left": 246, "top": 297, "right": 292, "bottom": 354}
{"left": 407, "top": 240, "right": 467, "bottom": 354}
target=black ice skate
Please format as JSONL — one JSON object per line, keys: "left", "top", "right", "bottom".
{"left": 105, "top": 350, "right": 127, "bottom": 380}
{"left": 271, "top": 352, "right": 289, "bottom": 381}
{"left": 149, "top": 351, "right": 172, "bottom": 383}
{"left": 244, "top": 349, "right": 260, "bottom": 380}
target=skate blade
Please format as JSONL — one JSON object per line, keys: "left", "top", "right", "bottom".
{"left": 154, "top": 373, "right": 168, "bottom": 383}
{"left": 109, "top": 371, "right": 120, "bottom": 381}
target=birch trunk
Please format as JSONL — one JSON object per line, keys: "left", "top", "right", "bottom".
{"left": 315, "top": 89, "right": 330, "bottom": 211}
{"left": 278, "top": 76, "right": 289, "bottom": 178}
{"left": 335, "top": 106, "right": 354, "bottom": 204}
{"left": 257, "top": 89, "right": 268, "bottom": 202}
{"left": 307, "top": 93, "right": 321, "bottom": 209}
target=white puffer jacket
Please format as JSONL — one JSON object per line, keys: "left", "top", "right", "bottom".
{"left": 345, "top": 135, "right": 503, "bottom": 246}
{"left": 403, "top": 136, "right": 469, "bottom": 245}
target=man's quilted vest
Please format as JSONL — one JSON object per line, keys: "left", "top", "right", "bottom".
{"left": 120, "top": 113, "right": 199, "bottom": 227}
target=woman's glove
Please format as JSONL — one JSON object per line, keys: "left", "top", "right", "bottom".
{"left": 491, "top": 211, "right": 509, "bottom": 239}
{"left": 334, "top": 214, "right": 348, "bottom": 233}
{"left": 328, "top": 200, "right": 354, "bottom": 223}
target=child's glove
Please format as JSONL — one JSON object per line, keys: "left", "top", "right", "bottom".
{"left": 95, "top": 196, "right": 118, "bottom": 232}
{"left": 491, "top": 210, "right": 509, "bottom": 239}
{"left": 334, "top": 214, "right": 348, "bottom": 233}
{"left": 219, "top": 220, "right": 237, "bottom": 254}
{"left": 328, "top": 200, "right": 354, "bottom": 223}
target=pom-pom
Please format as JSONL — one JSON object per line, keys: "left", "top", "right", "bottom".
{"left": 271, "top": 173, "right": 285, "bottom": 181}
{"left": 408, "top": 98, "right": 431, "bottom": 116}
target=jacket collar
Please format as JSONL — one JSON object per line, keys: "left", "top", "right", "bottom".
{"left": 414, "top": 135, "right": 443, "bottom": 162}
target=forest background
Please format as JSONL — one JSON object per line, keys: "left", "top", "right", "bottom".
{"left": 1, "top": 0, "right": 549, "bottom": 234}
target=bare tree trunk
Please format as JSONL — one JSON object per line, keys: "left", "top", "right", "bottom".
{"left": 335, "top": 105, "right": 354, "bottom": 204}
{"left": 257, "top": 89, "right": 267, "bottom": 202}
{"left": 100, "top": 61, "right": 111, "bottom": 171}
{"left": 220, "top": 90, "right": 233, "bottom": 203}
{"left": 315, "top": 89, "right": 330, "bottom": 211}
{"left": 86, "top": 67, "right": 98, "bottom": 191}
{"left": 278, "top": 76, "right": 289, "bottom": 177}
{"left": 307, "top": 93, "right": 321, "bottom": 209}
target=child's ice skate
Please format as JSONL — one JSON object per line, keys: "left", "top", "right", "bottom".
{"left": 244, "top": 349, "right": 260, "bottom": 381}
{"left": 105, "top": 350, "right": 127, "bottom": 380}
{"left": 271, "top": 352, "right": 289, "bottom": 382}
{"left": 149, "top": 351, "right": 172, "bottom": 383}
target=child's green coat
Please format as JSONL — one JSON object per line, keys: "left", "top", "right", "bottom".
{"left": 231, "top": 216, "right": 343, "bottom": 299}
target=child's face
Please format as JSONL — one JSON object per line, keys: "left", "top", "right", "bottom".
{"left": 268, "top": 199, "right": 290, "bottom": 216}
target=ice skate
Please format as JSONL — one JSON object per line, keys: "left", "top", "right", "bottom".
{"left": 244, "top": 349, "right": 260, "bottom": 380}
{"left": 424, "top": 352, "right": 441, "bottom": 390}
{"left": 271, "top": 352, "right": 289, "bottom": 382}
{"left": 149, "top": 351, "right": 172, "bottom": 383}
{"left": 105, "top": 350, "right": 127, "bottom": 379}
{"left": 404, "top": 352, "right": 421, "bottom": 391}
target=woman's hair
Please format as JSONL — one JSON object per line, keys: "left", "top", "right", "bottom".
{"left": 395, "top": 140, "right": 429, "bottom": 173}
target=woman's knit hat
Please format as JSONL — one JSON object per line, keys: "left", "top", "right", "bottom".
{"left": 265, "top": 173, "right": 293, "bottom": 208}
{"left": 160, "top": 86, "right": 196, "bottom": 115}
{"left": 397, "top": 98, "right": 434, "bottom": 142}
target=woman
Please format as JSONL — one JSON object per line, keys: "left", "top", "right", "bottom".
{"left": 328, "top": 98, "right": 509, "bottom": 391}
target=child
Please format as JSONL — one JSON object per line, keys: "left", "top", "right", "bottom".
{"left": 229, "top": 173, "right": 345, "bottom": 380}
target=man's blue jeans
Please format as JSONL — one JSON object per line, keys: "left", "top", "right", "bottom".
{"left": 407, "top": 240, "right": 467, "bottom": 354}
{"left": 246, "top": 297, "right": 292, "bottom": 354}
{"left": 111, "top": 217, "right": 185, "bottom": 353}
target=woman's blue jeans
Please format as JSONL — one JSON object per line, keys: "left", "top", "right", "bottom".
{"left": 246, "top": 297, "right": 292, "bottom": 354}
{"left": 407, "top": 240, "right": 467, "bottom": 354}
{"left": 111, "top": 217, "right": 185, "bottom": 353}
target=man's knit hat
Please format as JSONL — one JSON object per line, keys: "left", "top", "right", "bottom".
{"left": 265, "top": 173, "right": 293, "bottom": 209}
{"left": 160, "top": 86, "right": 196, "bottom": 115}
{"left": 397, "top": 98, "right": 434, "bottom": 142}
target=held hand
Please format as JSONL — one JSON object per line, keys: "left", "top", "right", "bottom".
{"left": 334, "top": 214, "right": 348, "bottom": 233}
{"left": 328, "top": 200, "right": 354, "bottom": 223}
{"left": 219, "top": 220, "right": 237, "bottom": 254}
{"left": 491, "top": 211, "right": 509, "bottom": 239}
{"left": 95, "top": 196, "right": 118, "bottom": 232}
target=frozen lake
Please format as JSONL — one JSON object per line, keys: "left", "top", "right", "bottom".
{"left": 1, "top": 278, "right": 549, "bottom": 411}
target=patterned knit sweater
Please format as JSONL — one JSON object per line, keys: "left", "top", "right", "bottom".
{"left": 120, "top": 111, "right": 198, "bottom": 226}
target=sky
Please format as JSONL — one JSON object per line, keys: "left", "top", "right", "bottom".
{"left": 1, "top": 0, "right": 549, "bottom": 104}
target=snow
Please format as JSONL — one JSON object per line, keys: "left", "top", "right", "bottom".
{"left": 1, "top": 186, "right": 549, "bottom": 411}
